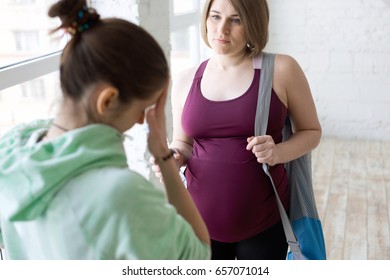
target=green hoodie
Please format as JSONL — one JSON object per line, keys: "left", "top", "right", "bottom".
{"left": 0, "top": 120, "right": 210, "bottom": 260}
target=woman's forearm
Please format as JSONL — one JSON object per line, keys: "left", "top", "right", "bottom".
{"left": 157, "top": 156, "right": 210, "bottom": 245}
{"left": 276, "top": 129, "right": 321, "bottom": 164}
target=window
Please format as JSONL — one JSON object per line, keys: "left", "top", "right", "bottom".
{"left": 170, "top": 25, "right": 200, "bottom": 75}
{"left": 9, "top": 0, "right": 36, "bottom": 4}
{"left": 172, "top": 0, "right": 197, "bottom": 15}
{"left": 0, "top": 71, "right": 61, "bottom": 134}
{"left": 13, "top": 30, "right": 40, "bottom": 52}
{"left": 21, "top": 78, "right": 45, "bottom": 99}
{"left": 170, "top": 0, "right": 209, "bottom": 75}
{"left": 0, "top": 0, "right": 66, "bottom": 68}
{"left": 0, "top": 0, "right": 66, "bottom": 136}
{"left": 0, "top": 1, "right": 209, "bottom": 174}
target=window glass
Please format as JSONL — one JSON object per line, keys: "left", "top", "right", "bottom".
{"left": 172, "top": 0, "right": 197, "bottom": 15}
{"left": 9, "top": 0, "right": 36, "bottom": 4}
{"left": 170, "top": 25, "right": 199, "bottom": 75}
{"left": 0, "top": 0, "right": 67, "bottom": 69}
{"left": 0, "top": 71, "right": 61, "bottom": 136}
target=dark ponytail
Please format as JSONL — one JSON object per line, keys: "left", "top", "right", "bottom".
{"left": 48, "top": 0, "right": 169, "bottom": 104}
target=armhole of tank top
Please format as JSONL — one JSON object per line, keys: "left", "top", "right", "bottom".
{"left": 194, "top": 59, "right": 209, "bottom": 80}
{"left": 182, "top": 60, "right": 208, "bottom": 113}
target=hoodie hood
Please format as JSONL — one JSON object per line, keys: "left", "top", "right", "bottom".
{"left": 0, "top": 120, "right": 128, "bottom": 222}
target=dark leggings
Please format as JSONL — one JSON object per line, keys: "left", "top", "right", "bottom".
{"left": 211, "top": 221, "right": 288, "bottom": 260}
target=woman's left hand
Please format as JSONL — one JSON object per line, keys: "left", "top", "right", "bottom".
{"left": 246, "top": 135, "right": 280, "bottom": 166}
{"left": 145, "top": 79, "right": 170, "bottom": 158}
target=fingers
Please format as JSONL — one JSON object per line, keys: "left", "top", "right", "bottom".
{"left": 154, "top": 79, "right": 170, "bottom": 116}
{"left": 145, "top": 84, "right": 168, "bottom": 153}
{"left": 145, "top": 79, "right": 169, "bottom": 134}
{"left": 145, "top": 106, "right": 167, "bottom": 157}
{"left": 149, "top": 149, "right": 183, "bottom": 183}
{"left": 150, "top": 156, "right": 163, "bottom": 179}
{"left": 145, "top": 109, "right": 157, "bottom": 133}
{"left": 247, "top": 136, "right": 254, "bottom": 144}
{"left": 246, "top": 135, "right": 277, "bottom": 165}
{"left": 155, "top": 90, "right": 167, "bottom": 116}
{"left": 254, "top": 149, "right": 273, "bottom": 162}
{"left": 173, "top": 152, "right": 181, "bottom": 161}
{"left": 246, "top": 135, "right": 272, "bottom": 151}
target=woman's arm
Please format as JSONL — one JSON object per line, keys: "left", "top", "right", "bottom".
{"left": 247, "top": 54, "right": 321, "bottom": 165}
{"left": 150, "top": 68, "right": 196, "bottom": 179}
{"left": 155, "top": 155, "right": 210, "bottom": 246}
{"left": 146, "top": 79, "right": 209, "bottom": 245}
{"left": 170, "top": 67, "right": 196, "bottom": 161}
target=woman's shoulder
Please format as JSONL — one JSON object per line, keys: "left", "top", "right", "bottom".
{"left": 273, "top": 53, "right": 303, "bottom": 76}
{"left": 173, "top": 66, "right": 197, "bottom": 88}
{"left": 271, "top": 53, "right": 306, "bottom": 87}
{"left": 173, "top": 59, "right": 210, "bottom": 86}
{"left": 269, "top": 53, "right": 306, "bottom": 107}
{"left": 171, "top": 65, "right": 199, "bottom": 104}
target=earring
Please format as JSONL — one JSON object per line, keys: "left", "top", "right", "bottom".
{"left": 247, "top": 42, "right": 254, "bottom": 50}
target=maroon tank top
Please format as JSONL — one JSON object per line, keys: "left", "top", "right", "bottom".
{"left": 182, "top": 59, "right": 289, "bottom": 242}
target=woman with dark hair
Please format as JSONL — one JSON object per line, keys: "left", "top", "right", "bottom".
{"left": 0, "top": 0, "right": 210, "bottom": 260}
{"left": 152, "top": 0, "right": 322, "bottom": 260}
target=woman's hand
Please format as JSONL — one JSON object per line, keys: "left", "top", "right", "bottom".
{"left": 145, "top": 80, "right": 170, "bottom": 159}
{"left": 150, "top": 150, "right": 185, "bottom": 182}
{"left": 246, "top": 135, "right": 280, "bottom": 166}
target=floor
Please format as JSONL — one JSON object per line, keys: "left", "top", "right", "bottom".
{"left": 311, "top": 137, "right": 390, "bottom": 259}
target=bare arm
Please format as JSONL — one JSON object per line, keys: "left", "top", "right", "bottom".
{"left": 150, "top": 68, "right": 196, "bottom": 180}
{"left": 247, "top": 54, "right": 321, "bottom": 165}
{"left": 170, "top": 67, "right": 196, "bottom": 160}
{"left": 146, "top": 79, "right": 209, "bottom": 245}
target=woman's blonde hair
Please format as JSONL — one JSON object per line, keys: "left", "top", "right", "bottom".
{"left": 201, "top": 0, "right": 269, "bottom": 57}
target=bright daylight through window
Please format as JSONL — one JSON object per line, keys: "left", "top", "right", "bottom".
{"left": 0, "top": 0, "right": 207, "bottom": 136}
{"left": 0, "top": 0, "right": 66, "bottom": 135}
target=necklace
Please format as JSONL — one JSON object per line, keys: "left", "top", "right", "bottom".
{"left": 51, "top": 123, "right": 69, "bottom": 132}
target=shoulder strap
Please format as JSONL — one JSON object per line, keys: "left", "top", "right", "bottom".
{"left": 254, "top": 52, "right": 275, "bottom": 136}
{"left": 193, "top": 59, "right": 209, "bottom": 79}
{"left": 253, "top": 52, "right": 305, "bottom": 258}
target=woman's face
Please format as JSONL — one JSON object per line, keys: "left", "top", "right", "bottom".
{"left": 206, "top": 0, "right": 247, "bottom": 56}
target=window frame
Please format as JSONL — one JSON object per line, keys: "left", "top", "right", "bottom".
{"left": 0, "top": 51, "right": 60, "bottom": 91}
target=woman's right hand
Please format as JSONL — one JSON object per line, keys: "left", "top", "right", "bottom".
{"left": 150, "top": 149, "right": 186, "bottom": 182}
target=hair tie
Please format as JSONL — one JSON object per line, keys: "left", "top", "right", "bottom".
{"left": 66, "top": 5, "right": 100, "bottom": 36}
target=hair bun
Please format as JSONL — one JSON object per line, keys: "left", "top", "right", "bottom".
{"left": 48, "top": 0, "right": 101, "bottom": 35}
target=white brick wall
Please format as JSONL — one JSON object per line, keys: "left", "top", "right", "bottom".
{"left": 266, "top": 0, "right": 390, "bottom": 140}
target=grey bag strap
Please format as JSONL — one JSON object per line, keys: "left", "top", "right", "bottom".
{"left": 253, "top": 52, "right": 303, "bottom": 256}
